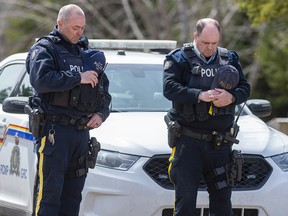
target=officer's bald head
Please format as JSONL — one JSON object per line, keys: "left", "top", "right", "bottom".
{"left": 194, "top": 18, "right": 220, "bottom": 58}
{"left": 57, "top": 4, "right": 85, "bottom": 22}
{"left": 196, "top": 18, "right": 220, "bottom": 36}
{"left": 57, "top": 4, "right": 86, "bottom": 44}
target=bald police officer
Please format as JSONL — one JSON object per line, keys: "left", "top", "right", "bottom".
{"left": 26, "top": 4, "right": 111, "bottom": 216}
{"left": 163, "top": 18, "right": 250, "bottom": 216}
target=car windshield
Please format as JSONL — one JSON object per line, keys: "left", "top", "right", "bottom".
{"left": 106, "top": 64, "right": 171, "bottom": 112}
{"left": 105, "top": 63, "right": 248, "bottom": 116}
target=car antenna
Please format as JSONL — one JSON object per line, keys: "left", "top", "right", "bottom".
{"left": 231, "top": 100, "right": 247, "bottom": 139}
{"left": 235, "top": 100, "right": 247, "bottom": 123}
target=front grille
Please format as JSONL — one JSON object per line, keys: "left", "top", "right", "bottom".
{"left": 143, "top": 154, "right": 272, "bottom": 190}
{"left": 162, "top": 208, "right": 259, "bottom": 216}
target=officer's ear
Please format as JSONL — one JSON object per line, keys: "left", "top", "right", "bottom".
{"left": 57, "top": 19, "right": 64, "bottom": 29}
{"left": 193, "top": 32, "right": 198, "bottom": 41}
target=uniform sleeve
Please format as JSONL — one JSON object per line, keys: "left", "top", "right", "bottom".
{"left": 228, "top": 51, "right": 251, "bottom": 104}
{"left": 98, "top": 72, "right": 111, "bottom": 121}
{"left": 26, "top": 42, "right": 81, "bottom": 94}
{"left": 163, "top": 49, "right": 201, "bottom": 103}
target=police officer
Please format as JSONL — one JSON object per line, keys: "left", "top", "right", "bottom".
{"left": 163, "top": 18, "right": 250, "bottom": 216}
{"left": 25, "top": 4, "right": 111, "bottom": 216}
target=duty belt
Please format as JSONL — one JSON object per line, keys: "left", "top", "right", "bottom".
{"left": 181, "top": 127, "right": 213, "bottom": 142}
{"left": 45, "top": 114, "right": 90, "bottom": 130}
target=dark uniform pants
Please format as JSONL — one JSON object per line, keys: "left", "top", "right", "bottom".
{"left": 35, "top": 122, "right": 90, "bottom": 216}
{"left": 168, "top": 135, "right": 232, "bottom": 216}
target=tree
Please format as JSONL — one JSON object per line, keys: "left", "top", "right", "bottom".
{"left": 0, "top": 0, "right": 255, "bottom": 58}
{"left": 235, "top": 0, "right": 288, "bottom": 117}
{"left": 235, "top": 0, "right": 288, "bottom": 26}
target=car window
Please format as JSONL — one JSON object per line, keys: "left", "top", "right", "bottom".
{"left": 235, "top": 102, "right": 249, "bottom": 116}
{"left": 18, "top": 72, "right": 34, "bottom": 97}
{"left": 106, "top": 64, "right": 171, "bottom": 111}
{"left": 0, "top": 63, "right": 25, "bottom": 103}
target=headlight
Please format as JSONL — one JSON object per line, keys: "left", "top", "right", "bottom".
{"left": 96, "top": 150, "right": 139, "bottom": 171}
{"left": 271, "top": 153, "right": 288, "bottom": 172}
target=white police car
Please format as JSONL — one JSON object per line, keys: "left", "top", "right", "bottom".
{"left": 1, "top": 40, "right": 288, "bottom": 216}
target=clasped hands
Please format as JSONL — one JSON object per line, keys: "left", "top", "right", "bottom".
{"left": 198, "top": 88, "right": 234, "bottom": 107}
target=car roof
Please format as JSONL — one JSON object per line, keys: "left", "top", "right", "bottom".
{"left": 102, "top": 50, "right": 166, "bottom": 64}
{"left": 89, "top": 39, "right": 176, "bottom": 64}
{"left": 0, "top": 52, "right": 27, "bottom": 66}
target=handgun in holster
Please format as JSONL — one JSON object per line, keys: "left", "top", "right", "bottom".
{"left": 87, "top": 137, "right": 101, "bottom": 169}
{"left": 223, "top": 122, "right": 240, "bottom": 146}
{"left": 24, "top": 103, "right": 44, "bottom": 138}
{"left": 164, "top": 115, "right": 181, "bottom": 148}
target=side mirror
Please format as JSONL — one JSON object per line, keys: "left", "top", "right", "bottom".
{"left": 246, "top": 99, "right": 272, "bottom": 118}
{"left": 2, "top": 97, "right": 28, "bottom": 114}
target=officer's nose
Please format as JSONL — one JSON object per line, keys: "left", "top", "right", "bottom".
{"left": 207, "top": 43, "right": 213, "bottom": 50}
{"left": 77, "top": 30, "right": 84, "bottom": 37}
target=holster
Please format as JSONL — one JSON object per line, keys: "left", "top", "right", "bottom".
{"left": 233, "top": 150, "right": 244, "bottom": 182}
{"left": 164, "top": 115, "right": 181, "bottom": 148}
{"left": 67, "top": 137, "right": 101, "bottom": 178}
{"left": 212, "top": 121, "right": 240, "bottom": 150}
{"left": 24, "top": 104, "right": 44, "bottom": 138}
{"left": 87, "top": 137, "right": 101, "bottom": 169}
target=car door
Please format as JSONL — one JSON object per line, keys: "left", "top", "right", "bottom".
{"left": 0, "top": 60, "right": 36, "bottom": 215}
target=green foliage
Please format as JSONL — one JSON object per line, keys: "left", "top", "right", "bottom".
{"left": 255, "top": 17, "right": 288, "bottom": 117}
{"left": 235, "top": 0, "right": 288, "bottom": 26}
{"left": 235, "top": 0, "right": 288, "bottom": 117}
{"left": 6, "top": 18, "right": 35, "bottom": 42}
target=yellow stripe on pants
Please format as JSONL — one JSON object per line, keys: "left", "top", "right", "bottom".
{"left": 168, "top": 146, "right": 176, "bottom": 184}
{"left": 35, "top": 136, "right": 46, "bottom": 216}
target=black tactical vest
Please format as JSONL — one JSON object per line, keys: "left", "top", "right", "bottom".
{"left": 174, "top": 43, "right": 235, "bottom": 122}
{"left": 40, "top": 36, "right": 104, "bottom": 113}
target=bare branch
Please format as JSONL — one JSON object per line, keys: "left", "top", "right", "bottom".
{"left": 121, "top": 0, "right": 144, "bottom": 39}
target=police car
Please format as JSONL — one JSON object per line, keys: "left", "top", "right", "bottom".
{"left": 0, "top": 40, "right": 288, "bottom": 216}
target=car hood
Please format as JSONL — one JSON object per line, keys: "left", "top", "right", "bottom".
{"left": 235, "top": 115, "right": 288, "bottom": 157}
{"left": 90, "top": 112, "right": 288, "bottom": 158}
{"left": 90, "top": 112, "right": 169, "bottom": 157}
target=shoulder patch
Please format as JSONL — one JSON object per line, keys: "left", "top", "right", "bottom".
{"left": 163, "top": 60, "right": 173, "bottom": 71}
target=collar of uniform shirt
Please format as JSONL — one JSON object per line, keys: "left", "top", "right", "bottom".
{"left": 192, "top": 41, "right": 217, "bottom": 64}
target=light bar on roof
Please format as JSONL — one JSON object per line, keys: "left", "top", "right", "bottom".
{"left": 88, "top": 39, "right": 177, "bottom": 50}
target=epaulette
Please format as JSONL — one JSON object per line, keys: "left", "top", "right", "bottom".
{"left": 181, "top": 43, "right": 196, "bottom": 59}
{"left": 218, "top": 47, "right": 228, "bottom": 58}
{"left": 218, "top": 47, "right": 229, "bottom": 65}
{"left": 166, "top": 48, "right": 181, "bottom": 56}
{"left": 228, "top": 50, "right": 239, "bottom": 64}
{"left": 182, "top": 42, "right": 193, "bottom": 50}
{"left": 37, "top": 35, "right": 61, "bottom": 43}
